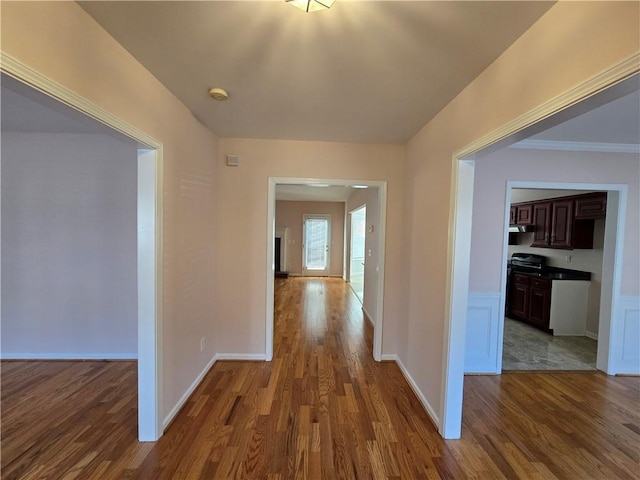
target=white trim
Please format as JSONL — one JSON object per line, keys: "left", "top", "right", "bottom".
{"left": 510, "top": 140, "right": 640, "bottom": 154}
{"left": 379, "top": 354, "right": 397, "bottom": 362}
{"left": 362, "top": 306, "right": 374, "bottom": 326}
{"left": 267, "top": 177, "right": 387, "bottom": 363}
{"left": 1, "top": 51, "right": 164, "bottom": 442}
{"left": 393, "top": 355, "right": 440, "bottom": 428}
{"left": 445, "top": 55, "right": 639, "bottom": 439}
{"left": 0, "top": 53, "right": 159, "bottom": 148}
{"left": 162, "top": 354, "right": 217, "bottom": 430}
{"left": 214, "top": 353, "right": 268, "bottom": 361}
{"left": 454, "top": 53, "right": 640, "bottom": 160}
{"left": 611, "top": 295, "right": 640, "bottom": 374}
{"left": 586, "top": 331, "right": 599, "bottom": 341}
{"left": 0, "top": 353, "right": 137, "bottom": 360}
{"left": 464, "top": 293, "right": 502, "bottom": 374}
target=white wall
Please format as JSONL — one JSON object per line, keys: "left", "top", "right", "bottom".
{"left": 275, "top": 200, "right": 345, "bottom": 276}
{"left": 216, "top": 138, "right": 405, "bottom": 356}
{"left": 403, "top": 1, "right": 639, "bottom": 432}
{"left": 470, "top": 149, "right": 639, "bottom": 295}
{"left": 346, "top": 188, "right": 380, "bottom": 322}
{"left": 2, "top": 133, "right": 137, "bottom": 358}
{"left": 1, "top": 2, "right": 219, "bottom": 421}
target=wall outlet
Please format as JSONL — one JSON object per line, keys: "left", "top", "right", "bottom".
{"left": 565, "top": 255, "right": 572, "bottom": 263}
{"left": 200, "top": 337, "right": 205, "bottom": 352}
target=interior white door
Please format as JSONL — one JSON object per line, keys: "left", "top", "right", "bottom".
{"left": 303, "top": 215, "right": 331, "bottom": 276}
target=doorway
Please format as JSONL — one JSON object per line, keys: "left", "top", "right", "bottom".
{"left": 267, "top": 177, "right": 387, "bottom": 362}
{"left": 302, "top": 214, "right": 331, "bottom": 276}
{"left": 502, "top": 187, "right": 606, "bottom": 371}
{"left": 1, "top": 65, "right": 162, "bottom": 441}
{"left": 442, "top": 68, "right": 638, "bottom": 439}
{"left": 349, "top": 206, "right": 366, "bottom": 303}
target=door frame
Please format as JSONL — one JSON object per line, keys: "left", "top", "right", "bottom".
{"left": 441, "top": 54, "right": 639, "bottom": 439}
{"left": 302, "top": 214, "right": 332, "bottom": 276}
{"left": 496, "top": 181, "right": 626, "bottom": 374}
{"left": 1, "top": 53, "right": 164, "bottom": 441}
{"left": 348, "top": 204, "right": 367, "bottom": 302}
{"left": 267, "top": 177, "right": 387, "bottom": 362}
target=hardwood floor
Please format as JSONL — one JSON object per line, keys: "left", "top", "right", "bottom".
{"left": 2, "top": 277, "right": 638, "bottom": 479}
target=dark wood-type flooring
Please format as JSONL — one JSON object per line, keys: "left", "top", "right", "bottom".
{"left": 2, "top": 277, "right": 639, "bottom": 478}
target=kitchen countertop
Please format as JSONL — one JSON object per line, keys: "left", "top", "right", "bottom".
{"left": 508, "top": 263, "right": 591, "bottom": 281}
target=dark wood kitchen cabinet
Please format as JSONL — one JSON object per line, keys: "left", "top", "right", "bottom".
{"left": 550, "top": 199, "right": 574, "bottom": 249}
{"left": 509, "top": 274, "right": 530, "bottom": 320}
{"left": 508, "top": 273, "right": 551, "bottom": 331}
{"left": 574, "top": 192, "right": 607, "bottom": 219}
{"left": 525, "top": 195, "right": 596, "bottom": 250}
{"left": 528, "top": 277, "right": 551, "bottom": 329}
{"left": 510, "top": 204, "right": 533, "bottom": 225}
{"left": 531, "top": 202, "right": 551, "bottom": 247}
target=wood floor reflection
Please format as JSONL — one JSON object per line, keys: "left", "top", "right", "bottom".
{"left": 2, "top": 277, "right": 638, "bottom": 479}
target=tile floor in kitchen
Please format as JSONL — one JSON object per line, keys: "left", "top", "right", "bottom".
{"left": 502, "top": 317, "right": 598, "bottom": 370}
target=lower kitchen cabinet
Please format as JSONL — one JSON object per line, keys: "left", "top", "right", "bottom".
{"left": 507, "top": 274, "right": 590, "bottom": 335}
{"left": 528, "top": 278, "right": 551, "bottom": 329}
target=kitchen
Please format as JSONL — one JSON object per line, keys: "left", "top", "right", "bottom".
{"left": 503, "top": 188, "right": 606, "bottom": 370}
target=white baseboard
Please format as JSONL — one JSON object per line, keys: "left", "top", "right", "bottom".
{"left": 214, "top": 353, "right": 267, "bottom": 361}
{"left": 384, "top": 354, "right": 440, "bottom": 430}
{"left": 163, "top": 354, "right": 217, "bottom": 430}
{"left": 362, "top": 306, "right": 374, "bottom": 326}
{"left": 162, "top": 352, "right": 269, "bottom": 430}
{"left": 0, "top": 353, "right": 137, "bottom": 360}
{"left": 379, "top": 354, "right": 397, "bottom": 361}
{"left": 586, "top": 331, "right": 599, "bottom": 340}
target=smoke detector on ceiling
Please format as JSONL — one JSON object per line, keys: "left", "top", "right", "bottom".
{"left": 208, "top": 88, "right": 229, "bottom": 101}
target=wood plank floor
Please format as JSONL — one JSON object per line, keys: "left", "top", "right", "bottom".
{"left": 2, "top": 277, "right": 638, "bottom": 479}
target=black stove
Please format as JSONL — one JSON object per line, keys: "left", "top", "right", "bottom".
{"left": 508, "top": 253, "right": 546, "bottom": 273}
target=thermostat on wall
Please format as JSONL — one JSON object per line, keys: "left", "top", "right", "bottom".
{"left": 227, "top": 154, "right": 240, "bottom": 167}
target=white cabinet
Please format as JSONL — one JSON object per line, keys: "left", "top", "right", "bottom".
{"left": 549, "top": 280, "right": 590, "bottom": 335}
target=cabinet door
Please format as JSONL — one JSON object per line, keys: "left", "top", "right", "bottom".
{"left": 550, "top": 199, "right": 573, "bottom": 249}
{"left": 529, "top": 286, "right": 551, "bottom": 329}
{"left": 509, "top": 206, "right": 517, "bottom": 225}
{"left": 531, "top": 203, "right": 551, "bottom": 247}
{"left": 516, "top": 204, "right": 533, "bottom": 225}
{"left": 510, "top": 283, "right": 529, "bottom": 320}
{"left": 575, "top": 193, "right": 607, "bottom": 219}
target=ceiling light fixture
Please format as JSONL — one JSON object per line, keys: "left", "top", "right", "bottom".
{"left": 208, "top": 87, "right": 229, "bottom": 101}
{"left": 285, "top": 0, "right": 335, "bottom": 13}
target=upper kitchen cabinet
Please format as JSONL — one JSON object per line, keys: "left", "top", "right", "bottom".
{"left": 550, "top": 199, "right": 574, "bottom": 249}
{"left": 531, "top": 202, "right": 551, "bottom": 247}
{"left": 510, "top": 204, "right": 533, "bottom": 225}
{"left": 513, "top": 192, "right": 605, "bottom": 250}
{"left": 574, "top": 192, "right": 607, "bottom": 219}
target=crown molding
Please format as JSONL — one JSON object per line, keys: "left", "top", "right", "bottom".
{"left": 510, "top": 139, "right": 640, "bottom": 154}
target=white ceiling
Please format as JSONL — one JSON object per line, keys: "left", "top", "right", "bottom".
{"left": 78, "top": 0, "right": 554, "bottom": 144}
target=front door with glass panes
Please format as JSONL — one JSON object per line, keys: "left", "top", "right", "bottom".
{"left": 302, "top": 214, "right": 331, "bottom": 276}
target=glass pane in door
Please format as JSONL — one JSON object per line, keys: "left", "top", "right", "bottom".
{"left": 304, "top": 218, "right": 328, "bottom": 270}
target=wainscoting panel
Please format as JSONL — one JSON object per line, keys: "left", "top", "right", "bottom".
{"left": 616, "top": 295, "right": 640, "bottom": 374}
{"left": 465, "top": 293, "right": 502, "bottom": 374}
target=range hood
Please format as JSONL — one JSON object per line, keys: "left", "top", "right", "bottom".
{"left": 508, "top": 225, "right": 534, "bottom": 233}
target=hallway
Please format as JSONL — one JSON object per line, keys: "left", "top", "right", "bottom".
{"left": 2, "top": 278, "right": 638, "bottom": 479}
